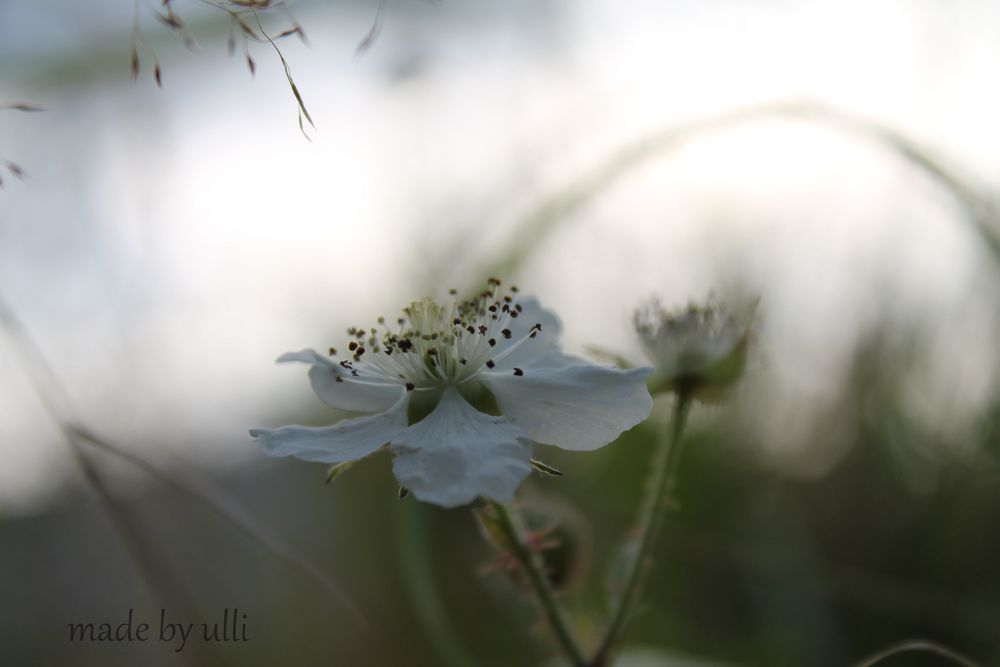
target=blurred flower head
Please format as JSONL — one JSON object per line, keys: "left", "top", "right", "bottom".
{"left": 251, "top": 280, "right": 653, "bottom": 508}
{"left": 633, "top": 297, "right": 754, "bottom": 400}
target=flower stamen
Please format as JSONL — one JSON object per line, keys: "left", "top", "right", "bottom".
{"left": 324, "top": 281, "right": 542, "bottom": 390}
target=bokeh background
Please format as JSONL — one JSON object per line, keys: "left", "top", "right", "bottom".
{"left": 2, "top": 0, "right": 1000, "bottom": 665}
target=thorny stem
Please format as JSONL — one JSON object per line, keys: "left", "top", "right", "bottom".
{"left": 489, "top": 501, "right": 588, "bottom": 667}
{"left": 590, "top": 390, "right": 693, "bottom": 667}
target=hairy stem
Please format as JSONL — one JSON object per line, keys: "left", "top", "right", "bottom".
{"left": 590, "top": 391, "right": 693, "bottom": 667}
{"left": 489, "top": 501, "right": 587, "bottom": 667}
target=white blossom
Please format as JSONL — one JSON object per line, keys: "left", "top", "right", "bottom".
{"left": 251, "top": 281, "right": 653, "bottom": 508}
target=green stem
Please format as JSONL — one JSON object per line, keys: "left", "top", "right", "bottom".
{"left": 590, "top": 391, "right": 693, "bottom": 667}
{"left": 490, "top": 501, "right": 588, "bottom": 667}
{"left": 397, "top": 502, "right": 477, "bottom": 667}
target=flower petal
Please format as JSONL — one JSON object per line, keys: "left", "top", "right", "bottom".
{"left": 250, "top": 395, "right": 409, "bottom": 464}
{"left": 391, "top": 388, "right": 533, "bottom": 508}
{"left": 490, "top": 296, "right": 564, "bottom": 371}
{"left": 277, "top": 348, "right": 404, "bottom": 413}
{"left": 481, "top": 352, "right": 653, "bottom": 451}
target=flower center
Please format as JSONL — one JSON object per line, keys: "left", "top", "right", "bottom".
{"left": 330, "top": 279, "right": 541, "bottom": 391}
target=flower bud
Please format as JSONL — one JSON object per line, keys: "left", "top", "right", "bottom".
{"left": 633, "top": 297, "right": 754, "bottom": 400}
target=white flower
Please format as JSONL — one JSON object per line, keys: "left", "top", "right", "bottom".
{"left": 634, "top": 297, "right": 753, "bottom": 398}
{"left": 251, "top": 280, "right": 653, "bottom": 508}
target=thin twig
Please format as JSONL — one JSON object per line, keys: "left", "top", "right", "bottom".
{"left": 71, "top": 425, "right": 368, "bottom": 627}
{"left": 0, "top": 294, "right": 366, "bottom": 628}
{"left": 252, "top": 9, "right": 314, "bottom": 139}
{"left": 355, "top": 0, "right": 386, "bottom": 56}
{"left": 65, "top": 441, "right": 225, "bottom": 665}
{"left": 0, "top": 295, "right": 217, "bottom": 665}
{"left": 2, "top": 102, "right": 45, "bottom": 112}
{"left": 851, "top": 638, "right": 980, "bottom": 667}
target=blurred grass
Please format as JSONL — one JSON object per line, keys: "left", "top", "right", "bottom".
{"left": 6, "top": 366, "right": 998, "bottom": 666}
{"left": 459, "top": 101, "right": 1000, "bottom": 290}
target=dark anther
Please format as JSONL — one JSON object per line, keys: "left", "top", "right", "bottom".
{"left": 356, "top": 347, "right": 365, "bottom": 356}
{"left": 486, "top": 360, "right": 495, "bottom": 369}
{"left": 459, "top": 358, "right": 467, "bottom": 365}
{"left": 488, "top": 338, "right": 496, "bottom": 347}
{"left": 405, "top": 382, "right": 415, "bottom": 391}
{"left": 449, "top": 288, "right": 458, "bottom": 295}
{"left": 328, "top": 347, "right": 337, "bottom": 356}
{"left": 515, "top": 303, "right": 523, "bottom": 312}
{"left": 348, "top": 341, "right": 358, "bottom": 351}
{"left": 510, "top": 311, "right": 519, "bottom": 318}
{"left": 478, "top": 325, "right": 488, "bottom": 334}
{"left": 503, "top": 295, "right": 513, "bottom": 303}
{"left": 453, "top": 318, "right": 462, "bottom": 325}
{"left": 534, "top": 323, "right": 542, "bottom": 331}
{"left": 513, "top": 367, "right": 523, "bottom": 376}
{"left": 501, "top": 329, "right": 512, "bottom": 338}
{"left": 466, "top": 325, "right": 476, "bottom": 334}
{"left": 488, "top": 305, "right": 497, "bottom": 313}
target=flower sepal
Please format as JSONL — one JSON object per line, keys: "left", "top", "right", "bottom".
{"left": 647, "top": 328, "right": 750, "bottom": 401}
